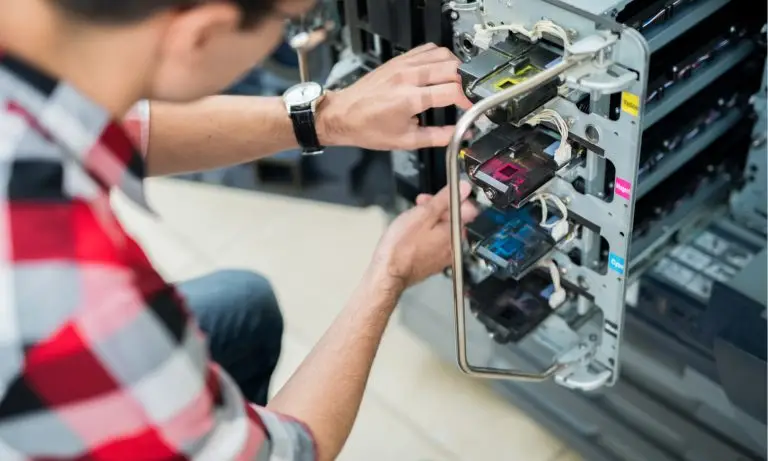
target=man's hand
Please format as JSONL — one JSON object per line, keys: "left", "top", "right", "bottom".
{"left": 317, "top": 43, "right": 472, "bottom": 151}
{"left": 370, "top": 181, "right": 479, "bottom": 293}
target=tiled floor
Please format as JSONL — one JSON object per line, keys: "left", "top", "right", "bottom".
{"left": 113, "top": 178, "right": 583, "bottom": 461}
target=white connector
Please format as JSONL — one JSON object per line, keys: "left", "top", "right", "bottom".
{"left": 471, "top": 24, "right": 498, "bottom": 50}
{"left": 550, "top": 220, "right": 570, "bottom": 242}
{"left": 553, "top": 141, "right": 573, "bottom": 166}
{"left": 548, "top": 288, "right": 567, "bottom": 309}
{"left": 541, "top": 260, "right": 567, "bottom": 309}
{"left": 526, "top": 109, "right": 573, "bottom": 166}
{"left": 532, "top": 192, "right": 569, "bottom": 233}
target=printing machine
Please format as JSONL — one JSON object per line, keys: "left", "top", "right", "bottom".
{"left": 301, "top": 1, "right": 767, "bottom": 459}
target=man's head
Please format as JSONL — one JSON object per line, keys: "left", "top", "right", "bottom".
{"left": 2, "top": 0, "right": 316, "bottom": 104}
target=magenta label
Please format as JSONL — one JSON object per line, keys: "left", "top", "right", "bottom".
{"left": 615, "top": 177, "right": 632, "bottom": 200}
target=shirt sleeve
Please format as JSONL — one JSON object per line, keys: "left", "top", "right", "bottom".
{"left": 0, "top": 199, "right": 316, "bottom": 461}
{"left": 122, "top": 99, "right": 151, "bottom": 157}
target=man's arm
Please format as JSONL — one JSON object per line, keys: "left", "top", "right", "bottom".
{"left": 268, "top": 268, "right": 401, "bottom": 461}
{"left": 138, "top": 44, "right": 471, "bottom": 176}
{"left": 266, "top": 182, "right": 478, "bottom": 461}
{"left": 146, "top": 95, "right": 298, "bottom": 175}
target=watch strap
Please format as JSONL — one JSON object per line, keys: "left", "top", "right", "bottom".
{"left": 290, "top": 107, "right": 323, "bottom": 154}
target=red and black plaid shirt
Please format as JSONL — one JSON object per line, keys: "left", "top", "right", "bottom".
{"left": 0, "top": 50, "right": 316, "bottom": 460}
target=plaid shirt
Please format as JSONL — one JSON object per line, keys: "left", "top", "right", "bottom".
{"left": 0, "top": 50, "right": 316, "bottom": 460}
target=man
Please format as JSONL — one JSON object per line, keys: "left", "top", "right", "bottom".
{"left": 0, "top": 1, "right": 478, "bottom": 460}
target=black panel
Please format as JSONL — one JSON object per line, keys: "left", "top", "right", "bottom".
{"left": 366, "top": 0, "right": 414, "bottom": 48}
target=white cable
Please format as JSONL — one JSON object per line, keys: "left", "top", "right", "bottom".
{"left": 471, "top": 19, "right": 571, "bottom": 51}
{"left": 532, "top": 192, "right": 568, "bottom": 229}
{"left": 545, "top": 260, "right": 562, "bottom": 292}
{"left": 472, "top": 23, "right": 534, "bottom": 49}
{"left": 540, "top": 259, "right": 567, "bottom": 308}
{"left": 525, "top": 108, "right": 572, "bottom": 165}
{"left": 531, "top": 20, "right": 572, "bottom": 47}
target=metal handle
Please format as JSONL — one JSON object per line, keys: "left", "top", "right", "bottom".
{"left": 290, "top": 23, "right": 333, "bottom": 83}
{"left": 446, "top": 57, "right": 582, "bottom": 381}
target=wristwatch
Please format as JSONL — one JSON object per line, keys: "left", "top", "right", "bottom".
{"left": 283, "top": 81, "right": 326, "bottom": 155}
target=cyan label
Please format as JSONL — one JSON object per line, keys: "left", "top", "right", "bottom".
{"left": 609, "top": 253, "right": 625, "bottom": 275}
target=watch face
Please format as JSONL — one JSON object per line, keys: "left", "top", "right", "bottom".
{"left": 284, "top": 82, "right": 324, "bottom": 107}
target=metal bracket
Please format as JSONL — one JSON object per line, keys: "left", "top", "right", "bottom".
{"left": 446, "top": 49, "right": 607, "bottom": 382}
{"left": 553, "top": 337, "right": 612, "bottom": 391}
{"left": 566, "top": 69, "right": 636, "bottom": 94}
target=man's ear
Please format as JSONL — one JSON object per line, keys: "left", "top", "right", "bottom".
{"left": 160, "top": 3, "right": 242, "bottom": 65}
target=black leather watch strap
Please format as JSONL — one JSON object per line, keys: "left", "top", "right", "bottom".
{"left": 290, "top": 107, "right": 323, "bottom": 154}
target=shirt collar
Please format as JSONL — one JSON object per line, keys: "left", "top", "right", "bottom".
{"left": 0, "top": 48, "right": 152, "bottom": 211}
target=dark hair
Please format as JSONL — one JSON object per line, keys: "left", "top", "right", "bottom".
{"left": 53, "top": 0, "right": 278, "bottom": 26}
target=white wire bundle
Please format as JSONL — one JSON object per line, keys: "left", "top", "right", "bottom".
{"left": 472, "top": 23, "right": 532, "bottom": 49}
{"left": 472, "top": 19, "right": 572, "bottom": 51}
{"left": 531, "top": 20, "right": 572, "bottom": 47}
{"left": 539, "top": 259, "right": 567, "bottom": 308}
{"left": 532, "top": 192, "right": 568, "bottom": 229}
{"left": 525, "top": 109, "right": 572, "bottom": 165}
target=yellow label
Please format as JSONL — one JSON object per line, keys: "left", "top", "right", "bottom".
{"left": 493, "top": 65, "right": 538, "bottom": 91}
{"left": 621, "top": 92, "right": 640, "bottom": 117}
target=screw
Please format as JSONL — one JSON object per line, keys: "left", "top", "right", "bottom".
{"left": 449, "top": 10, "right": 459, "bottom": 20}
{"left": 567, "top": 28, "right": 577, "bottom": 40}
{"left": 485, "top": 189, "right": 496, "bottom": 200}
{"left": 566, "top": 116, "right": 576, "bottom": 127}
{"left": 589, "top": 334, "right": 598, "bottom": 341}
{"left": 579, "top": 343, "right": 588, "bottom": 350}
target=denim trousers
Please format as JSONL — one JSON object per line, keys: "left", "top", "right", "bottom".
{"left": 177, "top": 270, "right": 284, "bottom": 406}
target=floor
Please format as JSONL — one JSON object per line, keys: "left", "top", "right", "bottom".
{"left": 112, "top": 177, "right": 583, "bottom": 461}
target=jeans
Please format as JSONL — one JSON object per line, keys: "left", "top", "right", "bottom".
{"left": 177, "top": 270, "right": 283, "bottom": 406}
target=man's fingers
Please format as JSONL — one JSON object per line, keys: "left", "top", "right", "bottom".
{"left": 403, "top": 125, "right": 457, "bottom": 149}
{"left": 411, "top": 83, "right": 472, "bottom": 115}
{"left": 401, "top": 42, "right": 439, "bottom": 58}
{"left": 420, "top": 189, "right": 478, "bottom": 224}
{"left": 425, "top": 181, "right": 472, "bottom": 219}
{"left": 415, "top": 193, "right": 433, "bottom": 206}
{"left": 437, "top": 199, "right": 479, "bottom": 222}
{"left": 401, "top": 46, "right": 460, "bottom": 66}
{"left": 403, "top": 61, "right": 462, "bottom": 87}
{"left": 460, "top": 200, "right": 480, "bottom": 223}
